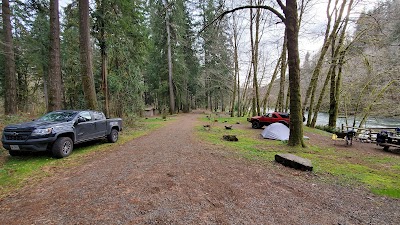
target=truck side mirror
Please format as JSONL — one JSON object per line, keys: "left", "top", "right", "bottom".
{"left": 75, "top": 117, "right": 86, "bottom": 124}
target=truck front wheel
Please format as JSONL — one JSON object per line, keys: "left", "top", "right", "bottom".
{"left": 107, "top": 129, "right": 119, "bottom": 143}
{"left": 52, "top": 137, "right": 73, "bottom": 158}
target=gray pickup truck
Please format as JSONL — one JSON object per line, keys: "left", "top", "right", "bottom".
{"left": 1, "top": 110, "right": 122, "bottom": 158}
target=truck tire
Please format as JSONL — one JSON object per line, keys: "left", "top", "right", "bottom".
{"left": 252, "top": 121, "right": 261, "bottom": 129}
{"left": 52, "top": 137, "right": 73, "bottom": 158}
{"left": 107, "top": 129, "right": 119, "bottom": 143}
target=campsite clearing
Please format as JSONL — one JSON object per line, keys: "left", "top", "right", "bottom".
{"left": 199, "top": 113, "right": 400, "bottom": 198}
{"left": 0, "top": 111, "right": 399, "bottom": 224}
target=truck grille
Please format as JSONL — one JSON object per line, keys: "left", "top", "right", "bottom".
{"left": 4, "top": 131, "right": 31, "bottom": 141}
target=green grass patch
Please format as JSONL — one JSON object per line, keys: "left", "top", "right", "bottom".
{"left": 197, "top": 116, "right": 400, "bottom": 199}
{"left": 304, "top": 125, "right": 332, "bottom": 137}
{"left": 0, "top": 116, "right": 170, "bottom": 198}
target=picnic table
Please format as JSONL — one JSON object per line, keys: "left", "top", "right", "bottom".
{"left": 378, "top": 133, "right": 400, "bottom": 151}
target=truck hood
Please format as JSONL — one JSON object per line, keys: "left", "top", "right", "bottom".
{"left": 4, "top": 121, "right": 72, "bottom": 131}
{"left": 250, "top": 116, "right": 263, "bottom": 120}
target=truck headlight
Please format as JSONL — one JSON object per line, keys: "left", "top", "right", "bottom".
{"left": 31, "top": 128, "right": 53, "bottom": 136}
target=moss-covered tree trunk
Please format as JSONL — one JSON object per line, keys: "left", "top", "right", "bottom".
{"left": 262, "top": 54, "right": 282, "bottom": 112}
{"left": 276, "top": 31, "right": 287, "bottom": 112}
{"left": 48, "top": 0, "right": 63, "bottom": 111}
{"left": 283, "top": 0, "right": 304, "bottom": 147}
{"left": 303, "top": 0, "right": 346, "bottom": 118}
{"left": 328, "top": 0, "right": 354, "bottom": 128}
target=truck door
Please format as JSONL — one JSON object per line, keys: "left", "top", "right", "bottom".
{"left": 93, "top": 111, "right": 107, "bottom": 138}
{"left": 75, "top": 111, "right": 96, "bottom": 142}
{"left": 271, "top": 113, "right": 279, "bottom": 123}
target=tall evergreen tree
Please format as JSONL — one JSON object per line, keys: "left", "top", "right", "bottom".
{"left": 48, "top": 0, "right": 63, "bottom": 111}
{"left": 171, "top": 0, "right": 200, "bottom": 112}
{"left": 2, "top": 0, "right": 18, "bottom": 114}
{"left": 96, "top": 0, "right": 147, "bottom": 116}
{"left": 164, "top": 0, "right": 175, "bottom": 114}
{"left": 62, "top": 3, "right": 83, "bottom": 109}
{"left": 79, "top": 0, "right": 98, "bottom": 109}
{"left": 146, "top": 0, "right": 200, "bottom": 113}
{"left": 199, "top": 0, "right": 232, "bottom": 111}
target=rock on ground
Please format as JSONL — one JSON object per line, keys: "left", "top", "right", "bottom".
{"left": 275, "top": 153, "right": 313, "bottom": 171}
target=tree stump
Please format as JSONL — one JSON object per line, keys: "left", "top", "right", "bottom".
{"left": 223, "top": 135, "right": 238, "bottom": 142}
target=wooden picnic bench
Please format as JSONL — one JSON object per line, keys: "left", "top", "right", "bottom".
{"left": 379, "top": 142, "right": 400, "bottom": 151}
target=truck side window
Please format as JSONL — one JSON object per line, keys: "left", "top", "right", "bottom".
{"left": 93, "top": 112, "right": 105, "bottom": 120}
{"left": 79, "top": 111, "right": 92, "bottom": 122}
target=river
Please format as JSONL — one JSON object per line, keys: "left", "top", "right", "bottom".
{"left": 304, "top": 112, "right": 400, "bottom": 129}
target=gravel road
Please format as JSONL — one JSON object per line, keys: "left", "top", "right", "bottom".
{"left": 0, "top": 112, "right": 399, "bottom": 224}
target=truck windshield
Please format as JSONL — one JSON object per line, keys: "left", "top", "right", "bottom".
{"left": 37, "top": 111, "right": 78, "bottom": 122}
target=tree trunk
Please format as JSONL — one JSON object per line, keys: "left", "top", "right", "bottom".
{"left": 79, "top": 0, "right": 98, "bottom": 110}
{"left": 276, "top": 31, "right": 287, "bottom": 112}
{"left": 328, "top": 0, "right": 354, "bottom": 128}
{"left": 302, "top": 0, "right": 346, "bottom": 114}
{"left": 96, "top": 0, "right": 109, "bottom": 117}
{"left": 242, "top": 65, "right": 252, "bottom": 116}
{"left": 48, "top": 0, "right": 63, "bottom": 112}
{"left": 230, "top": 13, "right": 239, "bottom": 117}
{"left": 311, "top": 64, "right": 333, "bottom": 127}
{"left": 249, "top": 6, "right": 256, "bottom": 117}
{"left": 237, "top": 60, "right": 241, "bottom": 117}
{"left": 249, "top": 2, "right": 261, "bottom": 116}
{"left": 283, "top": 0, "right": 304, "bottom": 147}
{"left": 358, "top": 81, "right": 394, "bottom": 128}
{"left": 352, "top": 57, "right": 373, "bottom": 127}
{"left": 285, "top": 87, "right": 290, "bottom": 113}
{"left": 253, "top": 4, "right": 261, "bottom": 115}
{"left": 164, "top": 0, "right": 175, "bottom": 114}
{"left": 2, "top": 0, "right": 18, "bottom": 114}
{"left": 262, "top": 55, "right": 281, "bottom": 112}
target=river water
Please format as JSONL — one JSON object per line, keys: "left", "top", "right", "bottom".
{"left": 305, "top": 112, "right": 400, "bottom": 129}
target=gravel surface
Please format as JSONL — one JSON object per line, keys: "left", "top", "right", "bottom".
{"left": 0, "top": 111, "right": 399, "bottom": 224}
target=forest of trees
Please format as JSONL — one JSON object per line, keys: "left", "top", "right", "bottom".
{"left": 1, "top": 0, "right": 399, "bottom": 146}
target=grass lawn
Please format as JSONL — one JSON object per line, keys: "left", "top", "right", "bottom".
{"left": 197, "top": 114, "right": 400, "bottom": 198}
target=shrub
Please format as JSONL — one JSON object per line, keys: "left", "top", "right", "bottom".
{"left": 315, "top": 125, "right": 339, "bottom": 134}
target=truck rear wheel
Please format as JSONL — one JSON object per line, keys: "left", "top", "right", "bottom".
{"left": 252, "top": 121, "right": 261, "bottom": 129}
{"left": 107, "top": 129, "right": 119, "bottom": 143}
{"left": 52, "top": 137, "right": 73, "bottom": 158}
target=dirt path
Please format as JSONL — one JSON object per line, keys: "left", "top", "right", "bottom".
{"left": 0, "top": 112, "right": 399, "bottom": 224}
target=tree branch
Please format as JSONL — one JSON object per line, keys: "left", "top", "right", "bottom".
{"left": 276, "top": 0, "right": 286, "bottom": 11}
{"left": 199, "top": 5, "right": 285, "bottom": 33}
